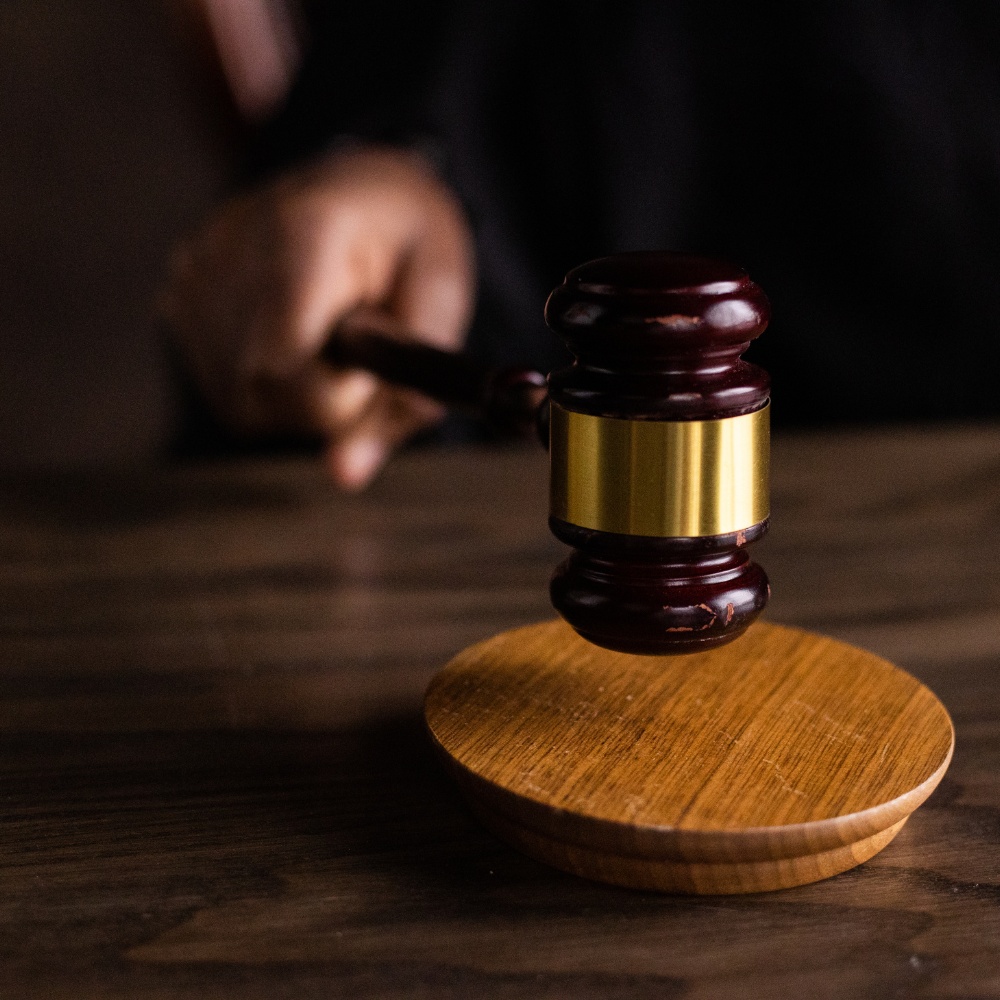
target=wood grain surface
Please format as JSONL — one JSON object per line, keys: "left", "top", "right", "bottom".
{"left": 426, "top": 619, "right": 954, "bottom": 893}
{"left": 0, "top": 426, "right": 998, "bottom": 997}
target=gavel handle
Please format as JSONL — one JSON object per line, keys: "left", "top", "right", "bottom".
{"left": 321, "top": 308, "right": 549, "bottom": 444}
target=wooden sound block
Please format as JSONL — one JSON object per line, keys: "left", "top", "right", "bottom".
{"left": 424, "top": 620, "right": 954, "bottom": 895}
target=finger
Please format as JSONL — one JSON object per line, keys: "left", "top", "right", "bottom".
{"left": 246, "top": 364, "right": 381, "bottom": 437}
{"left": 163, "top": 205, "right": 281, "bottom": 425}
{"left": 324, "top": 385, "right": 444, "bottom": 490}
{"left": 257, "top": 208, "right": 398, "bottom": 377}
{"left": 388, "top": 199, "right": 475, "bottom": 350}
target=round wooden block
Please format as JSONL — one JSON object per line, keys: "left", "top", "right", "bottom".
{"left": 424, "top": 620, "right": 954, "bottom": 894}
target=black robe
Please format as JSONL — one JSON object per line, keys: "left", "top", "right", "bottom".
{"left": 249, "top": 0, "right": 1000, "bottom": 427}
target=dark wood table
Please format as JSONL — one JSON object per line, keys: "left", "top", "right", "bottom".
{"left": 1, "top": 427, "right": 998, "bottom": 998}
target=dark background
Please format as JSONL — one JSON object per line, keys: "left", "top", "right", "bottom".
{"left": 0, "top": 2, "right": 231, "bottom": 469}
{"left": 3, "top": 1, "right": 999, "bottom": 469}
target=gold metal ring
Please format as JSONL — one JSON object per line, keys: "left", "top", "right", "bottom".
{"left": 550, "top": 402, "right": 769, "bottom": 537}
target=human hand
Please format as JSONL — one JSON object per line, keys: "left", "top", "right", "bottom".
{"left": 162, "top": 145, "right": 475, "bottom": 488}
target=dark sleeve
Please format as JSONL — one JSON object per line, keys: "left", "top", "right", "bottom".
{"left": 246, "top": 1, "right": 458, "bottom": 181}
{"left": 243, "top": 0, "right": 1000, "bottom": 427}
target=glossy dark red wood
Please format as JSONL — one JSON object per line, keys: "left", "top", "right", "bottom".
{"left": 545, "top": 252, "right": 771, "bottom": 655}
{"left": 549, "top": 519, "right": 769, "bottom": 654}
{"left": 545, "top": 252, "right": 770, "bottom": 421}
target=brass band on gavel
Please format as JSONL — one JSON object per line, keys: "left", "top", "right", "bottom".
{"left": 549, "top": 403, "right": 770, "bottom": 538}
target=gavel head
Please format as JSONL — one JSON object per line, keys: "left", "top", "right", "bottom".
{"left": 545, "top": 252, "right": 771, "bottom": 655}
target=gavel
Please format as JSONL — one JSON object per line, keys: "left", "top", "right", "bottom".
{"left": 324, "top": 252, "right": 771, "bottom": 655}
